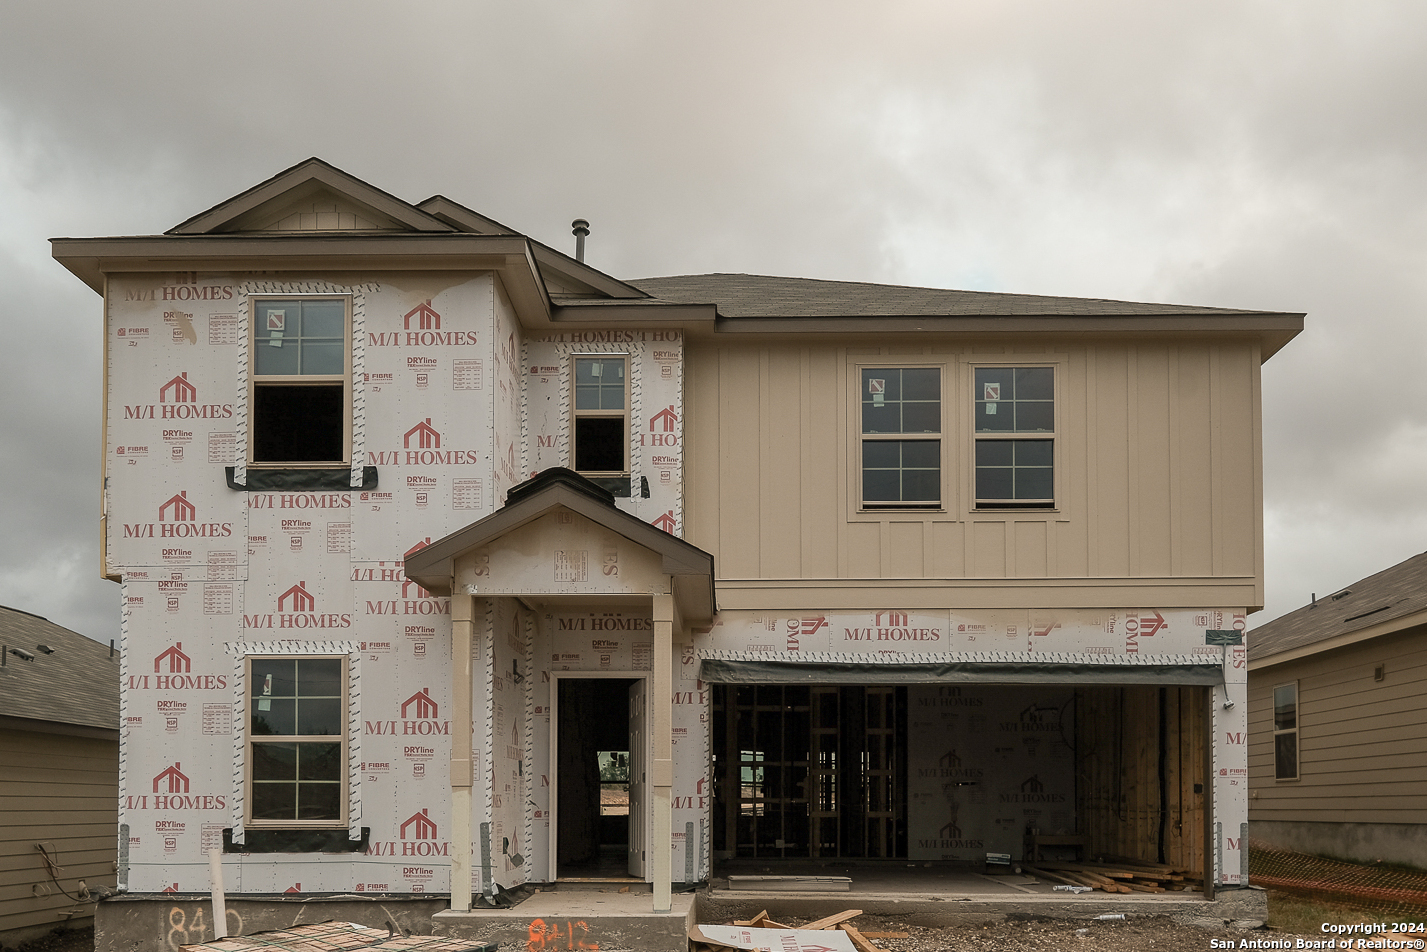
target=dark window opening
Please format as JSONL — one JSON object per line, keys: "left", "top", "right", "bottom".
{"left": 253, "top": 385, "right": 344, "bottom": 463}
{"left": 574, "top": 417, "right": 625, "bottom": 473}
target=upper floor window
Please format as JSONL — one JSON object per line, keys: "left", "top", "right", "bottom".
{"left": 572, "top": 356, "right": 628, "bottom": 475}
{"left": 248, "top": 656, "right": 347, "bottom": 827}
{"left": 974, "top": 366, "right": 1054, "bottom": 508}
{"left": 1273, "top": 682, "right": 1298, "bottom": 781}
{"left": 251, "top": 298, "right": 350, "bottom": 466}
{"left": 861, "top": 367, "right": 941, "bottom": 509}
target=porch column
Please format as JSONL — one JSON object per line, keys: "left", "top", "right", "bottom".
{"left": 450, "top": 593, "right": 475, "bottom": 912}
{"left": 651, "top": 594, "right": 674, "bottom": 913}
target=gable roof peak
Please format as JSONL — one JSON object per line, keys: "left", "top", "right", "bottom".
{"left": 167, "top": 157, "right": 455, "bottom": 236}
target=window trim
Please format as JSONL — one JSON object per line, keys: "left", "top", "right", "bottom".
{"left": 1272, "top": 680, "right": 1299, "bottom": 782}
{"left": 855, "top": 364, "right": 945, "bottom": 512}
{"left": 245, "top": 654, "right": 350, "bottom": 830}
{"left": 569, "top": 353, "right": 631, "bottom": 477}
{"left": 968, "top": 360, "right": 1059, "bottom": 511}
{"left": 248, "top": 295, "right": 352, "bottom": 469}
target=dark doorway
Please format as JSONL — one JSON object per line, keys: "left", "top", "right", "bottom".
{"left": 557, "top": 678, "right": 638, "bottom": 878}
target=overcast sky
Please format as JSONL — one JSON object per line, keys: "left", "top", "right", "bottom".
{"left": 3, "top": 1, "right": 1425, "bottom": 644}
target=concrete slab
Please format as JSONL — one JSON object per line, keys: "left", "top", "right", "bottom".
{"left": 432, "top": 888, "right": 695, "bottom": 952}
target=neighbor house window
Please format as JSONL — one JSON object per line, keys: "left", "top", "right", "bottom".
{"left": 974, "top": 366, "right": 1054, "bottom": 508}
{"left": 861, "top": 367, "right": 941, "bottom": 508}
{"left": 251, "top": 298, "right": 350, "bottom": 466}
{"left": 248, "top": 656, "right": 347, "bottom": 826}
{"left": 1273, "top": 682, "right": 1298, "bottom": 781}
{"left": 572, "top": 356, "right": 628, "bottom": 474}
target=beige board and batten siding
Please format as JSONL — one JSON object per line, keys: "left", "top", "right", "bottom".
{"left": 1248, "top": 626, "right": 1427, "bottom": 824}
{"left": 684, "top": 337, "right": 1262, "bottom": 609}
{"left": 0, "top": 729, "right": 118, "bottom": 937}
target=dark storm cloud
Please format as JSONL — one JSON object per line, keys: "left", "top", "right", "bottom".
{"left": 3, "top": 0, "right": 1426, "bottom": 638}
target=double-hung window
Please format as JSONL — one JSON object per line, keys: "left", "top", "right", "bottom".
{"left": 861, "top": 367, "right": 941, "bottom": 509}
{"left": 973, "top": 366, "right": 1055, "bottom": 508}
{"left": 572, "top": 356, "right": 628, "bottom": 475}
{"left": 251, "top": 298, "right": 350, "bottom": 466}
{"left": 1273, "top": 682, "right": 1298, "bottom": 781}
{"left": 248, "top": 656, "right": 347, "bottom": 827}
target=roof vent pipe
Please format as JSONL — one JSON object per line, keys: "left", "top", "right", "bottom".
{"left": 571, "top": 219, "right": 590, "bottom": 263}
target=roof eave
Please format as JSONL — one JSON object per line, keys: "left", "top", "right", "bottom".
{"left": 1249, "top": 605, "right": 1427, "bottom": 670}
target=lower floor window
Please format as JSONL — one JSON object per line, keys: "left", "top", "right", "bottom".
{"left": 975, "top": 439, "right": 1053, "bottom": 506}
{"left": 249, "top": 656, "right": 347, "bottom": 825}
{"left": 862, "top": 440, "right": 941, "bottom": 508}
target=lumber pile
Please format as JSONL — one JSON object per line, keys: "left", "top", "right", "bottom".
{"left": 691, "top": 909, "right": 908, "bottom": 952}
{"left": 1022, "top": 858, "right": 1203, "bottom": 894}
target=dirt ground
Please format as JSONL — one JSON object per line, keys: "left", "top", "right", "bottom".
{"left": 2, "top": 918, "right": 1315, "bottom": 952}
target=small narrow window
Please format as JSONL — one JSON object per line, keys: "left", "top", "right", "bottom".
{"left": 1273, "top": 682, "right": 1298, "bottom": 781}
{"left": 974, "top": 366, "right": 1054, "bottom": 508}
{"left": 248, "top": 656, "right": 348, "bottom": 826}
{"left": 250, "top": 298, "right": 350, "bottom": 465}
{"left": 861, "top": 368, "right": 941, "bottom": 509}
{"left": 572, "top": 356, "right": 628, "bottom": 475}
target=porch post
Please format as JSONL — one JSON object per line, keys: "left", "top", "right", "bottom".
{"left": 450, "top": 593, "right": 475, "bottom": 912}
{"left": 651, "top": 594, "right": 675, "bottom": 913}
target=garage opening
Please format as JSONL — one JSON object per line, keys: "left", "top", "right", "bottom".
{"left": 708, "top": 682, "right": 1207, "bottom": 873}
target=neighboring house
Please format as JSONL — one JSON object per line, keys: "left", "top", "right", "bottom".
{"left": 51, "top": 158, "right": 1302, "bottom": 939}
{"left": 0, "top": 605, "right": 119, "bottom": 945}
{"left": 1248, "top": 552, "right": 1427, "bottom": 868}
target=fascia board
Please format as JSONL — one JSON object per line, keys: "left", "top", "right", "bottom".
{"left": 169, "top": 159, "right": 453, "bottom": 235}
{"left": 709, "top": 315, "right": 1304, "bottom": 359}
{"left": 51, "top": 235, "right": 555, "bottom": 324}
{"left": 1249, "top": 608, "right": 1427, "bottom": 670}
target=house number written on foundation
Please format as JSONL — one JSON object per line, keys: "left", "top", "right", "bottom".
{"left": 528, "top": 918, "right": 599, "bottom": 951}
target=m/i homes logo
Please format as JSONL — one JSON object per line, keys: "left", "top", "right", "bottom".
{"left": 126, "top": 642, "right": 228, "bottom": 691}
{"left": 124, "top": 373, "right": 234, "bottom": 420}
{"left": 364, "top": 688, "right": 448, "bottom": 736}
{"left": 122, "top": 492, "right": 233, "bottom": 539}
{"left": 243, "top": 580, "right": 352, "bottom": 630}
{"left": 366, "top": 419, "right": 479, "bottom": 466}
{"left": 365, "top": 809, "right": 448, "bottom": 856}
{"left": 123, "top": 762, "right": 225, "bottom": 811}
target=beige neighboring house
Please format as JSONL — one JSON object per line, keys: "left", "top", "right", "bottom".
{"left": 0, "top": 605, "right": 119, "bottom": 944}
{"left": 1248, "top": 551, "right": 1427, "bottom": 868}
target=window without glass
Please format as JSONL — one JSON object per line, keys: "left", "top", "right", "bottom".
{"left": 572, "top": 356, "right": 628, "bottom": 474}
{"left": 251, "top": 298, "right": 349, "bottom": 465}
{"left": 248, "top": 656, "right": 347, "bottom": 826}
{"left": 861, "top": 368, "right": 941, "bottom": 509}
{"left": 974, "top": 366, "right": 1054, "bottom": 508}
{"left": 1273, "top": 682, "right": 1298, "bottom": 781}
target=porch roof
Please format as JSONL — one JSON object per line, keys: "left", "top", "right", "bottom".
{"left": 404, "top": 468, "right": 716, "bottom": 624}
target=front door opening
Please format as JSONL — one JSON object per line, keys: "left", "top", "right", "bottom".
{"left": 557, "top": 677, "right": 640, "bottom": 879}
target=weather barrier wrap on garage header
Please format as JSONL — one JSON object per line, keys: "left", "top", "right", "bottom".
{"left": 697, "top": 656, "right": 1224, "bottom": 685}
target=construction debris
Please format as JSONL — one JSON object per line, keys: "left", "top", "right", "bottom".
{"left": 727, "top": 875, "right": 854, "bottom": 892}
{"left": 179, "top": 921, "right": 497, "bottom": 952}
{"left": 694, "top": 909, "right": 897, "bottom": 952}
{"left": 1021, "top": 859, "right": 1202, "bottom": 895}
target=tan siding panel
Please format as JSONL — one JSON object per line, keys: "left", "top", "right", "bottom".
{"left": 683, "top": 345, "right": 721, "bottom": 560}
{"left": 972, "top": 521, "right": 1006, "bottom": 577}
{"left": 930, "top": 521, "right": 964, "bottom": 578}
{"left": 1014, "top": 521, "right": 1047, "bottom": 577}
{"left": 886, "top": 522, "right": 925, "bottom": 578}
{"left": 1175, "top": 346, "right": 1214, "bottom": 576}
{"left": 1217, "top": 347, "right": 1257, "bottom": 576}
{"left": 802, "top": 348, "right": 842, "bottom": 577}
{"left": 1091, "top": 349, "right": 1130, "bottom": 576}
{"left": 760, "top": 346, "right": 804, "bottom": 577}
{"left": 717, "top": 346, "right": 762, "bottom": 576}
{"left": 1134, "top": 348, "right": 1172, "bottom": 576}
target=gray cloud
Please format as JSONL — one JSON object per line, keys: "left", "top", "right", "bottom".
{"left": 4, "top": 0, "right": 1426, "bottom": 638}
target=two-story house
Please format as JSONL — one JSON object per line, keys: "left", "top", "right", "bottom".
{"left": 52, "top": 158, "right": 1301, "bottom": 947}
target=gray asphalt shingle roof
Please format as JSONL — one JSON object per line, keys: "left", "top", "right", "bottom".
{"left": 628, "top": 273, "right": 1283, "bottom": 319}
{"left": 1249, "top": 551, "right": 1427, "bottom": 662}
{"left": 0, "top": 605, "right": 119, "bottom": 732}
